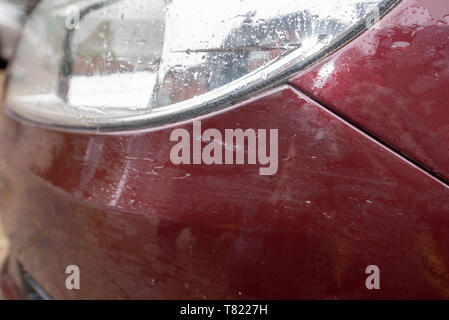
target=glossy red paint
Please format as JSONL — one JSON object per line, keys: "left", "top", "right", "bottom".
{"left": 0, "top": 85, "right": 448, "bottom": 299}
{"left": 290, "top": 0, "right": 449, "bottom": 182}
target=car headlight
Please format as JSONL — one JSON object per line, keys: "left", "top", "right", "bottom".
{"left": 3, "top": 0, "right": 399, "bottom": 130}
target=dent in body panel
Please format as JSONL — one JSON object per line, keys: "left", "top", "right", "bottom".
{"left": 0, "top": 86, "right": 448, "bottom": 298}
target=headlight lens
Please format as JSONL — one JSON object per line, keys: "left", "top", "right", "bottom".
{"left": 4, "top": 0, "right": 398, "bottom": 130}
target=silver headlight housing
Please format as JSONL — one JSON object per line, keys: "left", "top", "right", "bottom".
{"left": 4, "top": 0, "right": 399, "bottom": 130}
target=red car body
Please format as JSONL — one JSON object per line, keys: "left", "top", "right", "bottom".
{"left": 1, "top": 0, "right": 449, "bottom": 299}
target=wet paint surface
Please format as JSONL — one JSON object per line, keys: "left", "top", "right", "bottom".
{"left": 0, "top": 86, "right": 448, "bottom": 299}
{"left": 290, "top": 0, "right": 449, "bottom": 182}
